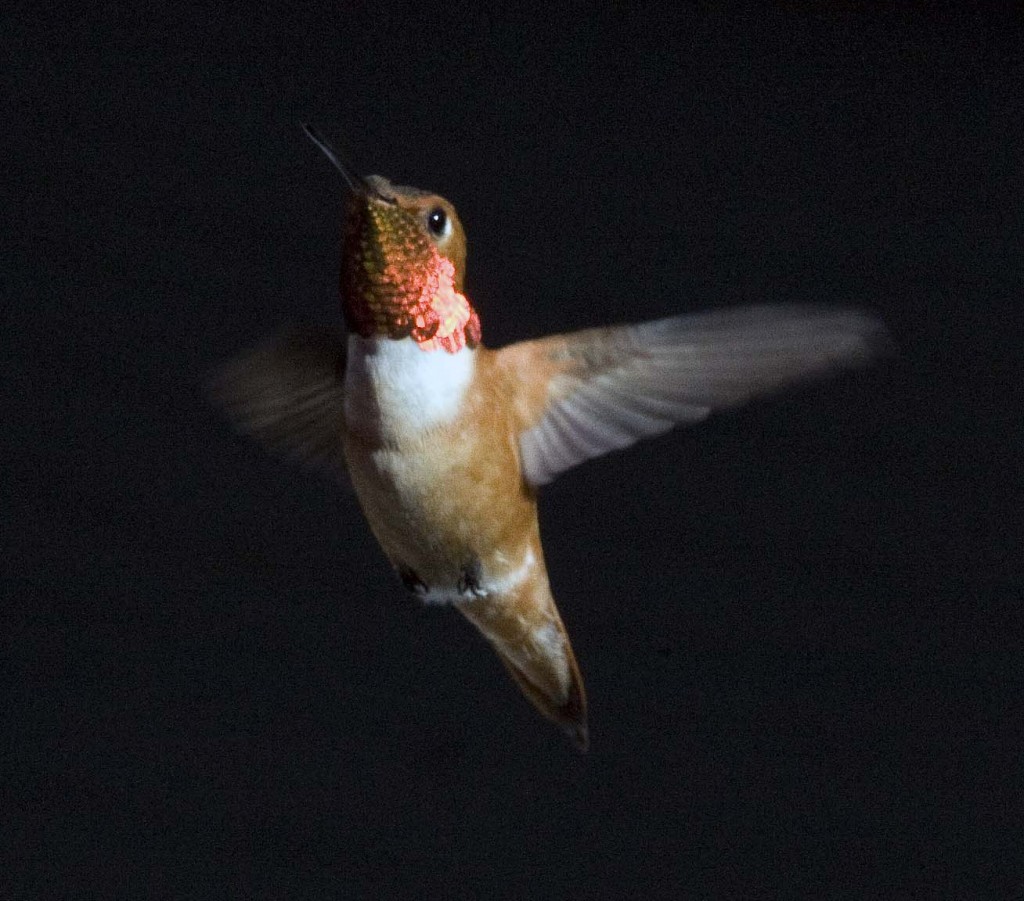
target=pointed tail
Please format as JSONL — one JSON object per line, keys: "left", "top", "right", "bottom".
{"left": 456, "top": 580, "right": 588, "bottom": 751}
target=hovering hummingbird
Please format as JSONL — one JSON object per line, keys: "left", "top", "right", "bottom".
{"left": 211, "top": 124, "right": 890, "bottom": 751}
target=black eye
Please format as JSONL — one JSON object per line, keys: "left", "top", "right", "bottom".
{"left": 427, "top": 207, "right": 448, "bottom": 237}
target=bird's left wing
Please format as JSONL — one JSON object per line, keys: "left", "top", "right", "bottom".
{"left": 499, "top": 304, "right": 892, "bottom": 488}
{"left": 208, "top": 325, "right": 349, "bottom": 477}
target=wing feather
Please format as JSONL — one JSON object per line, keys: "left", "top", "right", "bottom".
{"left": 208, "top": 325, "right": 349, "bottom": 476}
{"left": 512, "top": 304, "right": 891, "bottom": 486}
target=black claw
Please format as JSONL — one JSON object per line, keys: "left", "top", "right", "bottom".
{"left": 398, "top": 566, "right": 428, "bottom": 597}
{"left": 457, "top": 558, "right": 484, "bottom": 597}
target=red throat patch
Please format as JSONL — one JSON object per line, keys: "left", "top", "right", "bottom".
{"left": 341, "top": 200, "right": 481, "bottom": 353}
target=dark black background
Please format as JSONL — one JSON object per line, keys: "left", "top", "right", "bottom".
{"left": 5, "top": 2, "right": 1023, "bottom": 896}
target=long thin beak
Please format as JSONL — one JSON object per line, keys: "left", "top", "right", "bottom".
{"left": 301, "top": 123, "right": 367, "bottom": 194}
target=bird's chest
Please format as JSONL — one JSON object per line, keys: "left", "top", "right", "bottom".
{"left": 341, "top": 338, "right": 535, "bottom": 597}
{"left": 341, "top": 337, "right": 480, "bottom": 553}
{"left": 342, "top": 335, "right": 476, "bottom": 443}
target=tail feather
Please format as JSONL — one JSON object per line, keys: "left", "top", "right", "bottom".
{"left": 456, "top": 580, "right": 588, "bottom": 751}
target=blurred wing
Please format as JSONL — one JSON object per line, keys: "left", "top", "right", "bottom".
{"left": 511, "top": 304, "right": 892, "bottom": 487}
{"left": 208, "top": 325, "right": 348, "bottom": 476}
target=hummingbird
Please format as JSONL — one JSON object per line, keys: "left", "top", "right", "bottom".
{"left": 211, "top": 125, "right": 891, "bottom": 751}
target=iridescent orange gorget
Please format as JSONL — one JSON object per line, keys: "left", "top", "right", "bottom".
{"left": 341, "top": 195, "right": 481, "bottom": 354}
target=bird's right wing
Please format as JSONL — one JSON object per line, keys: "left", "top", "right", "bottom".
{"left": 207, "top": 325, "right": 349, "bottom": 477}
{"left": 500, "top": 304, "right": 891, "bottom": 488}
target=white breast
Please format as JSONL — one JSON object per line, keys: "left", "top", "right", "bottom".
{"left": 343, "top": 335, "right": 476, "bottom": 440}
